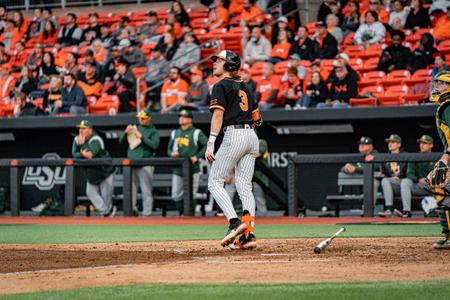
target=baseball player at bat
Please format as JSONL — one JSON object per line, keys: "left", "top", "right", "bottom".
{"left": 206, "top": 50, "right": 263, "bottom": 250}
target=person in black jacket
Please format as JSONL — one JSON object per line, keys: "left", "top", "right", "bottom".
{"left": 327, "top": 53, "right": 359, "bottom": 84}
{"left": 289, "top": 26, "right": 319, "bottom": 61}
{"left": 52, "top": 73, "right": 87, "bottom": 115}
{"left": 409, "top": 33, "right": 438, "bottom": 73}
{"left": 170, "top": 0, "right": 190, "bottom": 25}
{"left": 80, "top": 13, "right": 101, "bottom": 47}
{"left": 314, "top": 21, "right": 338, "bottom": 59}
{"left": 379, "top": 134, "right": 408, "bottom": 217}
{"left": 12, "top": 66, "right": 37, "bottom": 98}
{"left": 319, "top": 63, "right": 357, "bottom": 108}
{"left": 405, "top": 0, "right": 431, "bottom": 31}
{"left": 55, "top": 13, "right": 82, "bottom": 48}
{"left": 107, "top": 58, "right": 136, "bottom": 112}
{"left": 13, "top": 92, "right": 45, "bottom": 117}
{"left": 297, "top": 70, "right": 329, "bottom": 108}
{"left": 37, "top": 52, "right": 58, "bottom": 86}
{"left": 377, "top": 30, "right": 411, "bottom": 73}
{"left": 317, "top": 0, "right": 335, "bottom": 23}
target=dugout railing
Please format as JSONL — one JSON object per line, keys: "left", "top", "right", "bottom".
{"left": 0, "top": 157, "right": 193, "bottom": 216}
{"left": 287, "top": 152, "right": 443, "bottom": 217}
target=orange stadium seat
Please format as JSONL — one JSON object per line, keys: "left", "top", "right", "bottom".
{"left": 359, "top": 57, "right": 379, "bottom": 73}
{"left": 403, "top": 93, "right": 428, "bottom": 105}
{"left": 360, "top": 85, "right": 384, "bottom": 97}
{"left": 404, "top": 69, "right": 431, "bottom": 86}
{"left": 344, "top": 45, "right": 363, "bottom": 58}
{"left": 438, "top": 40, "right": 450, "bottom": 55}
{"left": 132, "top": 66, "right": 146, "bottom": 79}
{"left": 377, "top": 85, "right": 408, "bottom": 106}
{"left": 250, "top": 62, "right": 265, "bottom": 76}
{"left": 380, "top": 70, "right": 410, "bottom": 87}
{"left": 349, "top": 97, "right": 377, "bottom": 107}
{"left": 358, "top": 71, "right": 385, "bottom": 89}
{"left": 89, "top": 95, "right": 120, "bottom": 115}
{"left": 274, "top": 61, "right": 289, "bottom": 75}
{"left": 348, "top": 58, "right": 363, "bottom": 71}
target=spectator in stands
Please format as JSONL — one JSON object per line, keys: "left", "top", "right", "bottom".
{"left": 55, "top": 13, "right": 82, "bottom": 48}
{"left": 378, "top": 134, "right": 408, "bottom": 217}
{"left": 354, "top": 11, "right": 386, "bottom": 46}
{"left": 91, "top": 39, "right": 107, "bottom": 66}
{"left": 26, "top": 42, "right": 44, "bottom": 73}
{"left": 79, "top": 50, "right": 103, "bottom": 80}
{"left": 289, "top": 26, "right": 319, "bottom": 61}
{"left": 187, "top": 68, "right": 210, "bottom": 111}
{"left": 431, "top": 54, "right": 449, "bottom": 77}
{"left": 167, "top": 109, "right": 207, "bottom": 215}
{"left": 119, "top": 39, "right": 146, "bottom": 69}
{"left": 42, "top": 8, "right": 58, "bottom": 29}
{"left": 80, "top": 13, "right": 101, "bottom": 47}
{"left": 0, "top": 18, "right": 20, "bottom": 51}
{"left": 433, "top": 8, "right": 450, "bottom": 41}
{"left": 72, "top": 120, "right": 116, "bottom": 217}
{"left": 241, "top": 64, "right": 257, "bottom": 95}
{"left": 107, "top": 58, "right": 136, "bottom": 112}
{"left": 398, "top": 135, "right": 434, "bottom": 218}
{"left": 207, "top": 0, "right": 229, "bottom": 30}
{"left": 145, "top": 47, "right": 169, "bottom": 109}
{"left": 161, "top": 66, "right": 189, "bottom": 112}
{"left": 388, "top": 0, "right": 407, "bottom": 30}
{"left": 342, "top": 1, "right": 360, "bottom": 36}
{"left": 171, "top": 0, "right": 190, "bottom": 25}
{"left": 326, "top": 14, "right": 343, "bottom": 46}
{"left": 12, "top": 66, "right": 37, "bottom": 98}
{"left": 327, "top": 53, "right": 359, "bottom": 84}
{"left": 138, "top": 11, "right": 160, "bottom": 44}
{"left": 320, "top": 62, "right": 357, "bottom": 108}
{"left": 405, "top": 0, "right": 431, "bottom": 30}
{"left": 317, "top": 0, "right": 335, "bottom": 23}
{"left": 330, "top": 2, "right": 344, "bottom": 26}
{"left": 78, "top": 62, "right": 103, "bottom": 97}
{"left": 270, "top": 30, "right": 292, "bottom": 64}
{"left": 13, "top": 91, "right": 44, "bottom": 117}
{"left": 0, "top": 42, "right": 10, "bottom": 65}
{"left": 313, "top": 21, "right": 338, "bottom": 59}
{"left": 24, "top": 8, "right": 45, "bottom": 42}
{"left": 164, "top": 12, "right": 183, "bottom": 39}
{"left": 100, "top": 24, "right": 114, "bottom": 49}
{"left": 43, "top": 75, "right": 62, "bottom": 113}
{"left": 119, "top": 108, "right": 160, "bottom": 216}
{"left": 278, "top": 66, "right": 302, "bottom": 109}
{"left": 409, "top": 33, "right": 437, "bottom": 74}
{"left": 0, "top": 65, "right": 13, "bottom": 101}
{"left": 296, "top": 70, "right": 329, "bottom": 109}
{"left": 241, "top": 0, "right": 264, "bottom": 27}
{"left": 61, "top": 52, "right": 80, "bottom": 77}
{"left": 361, "top": 0, "right": 389, "bottom": 24}
{"left": 282, "top": 54, "right": 307, "bottom": 82}
{"left": 40, "top": 20, "right": 58, "bottom": 48}
{"left": 229, "top": 0, "right": 243, "bottom": 17}
{"left": 37, "top": 52, "right": 58, "bottom": 86}
{"left": 171, "top": 32, "right": 200, "bottom": 69}
{"left": 377, "top": 30, "right": 411, "bottom": 73}
{"left": 12, "top": 11, "right": 28, "bottom": 41}
{"left": 53, "top": 73, "right": 87, "bottom": 115}
{"left": 270, "top": 16, "right": 294, "bottom": 46}
{"left": 0, "top": 6, "right": 7, "bottom": 36}
{"left": 244, "top": 26, "right": 272, "bottom": 65}
{"left": 159, "top": 32, "right": 180, "bottom": 62}
{"left": 180, "top": 22, "right": 201, "bottom": 45}
{"left": 256, "top": 62, "right": 280, "bottom": 109}
{"left": 9, "top": 41, "right": 27, "bottom": 72}
{"left": 103, "top": 45, "right": 121, "bottom": 82}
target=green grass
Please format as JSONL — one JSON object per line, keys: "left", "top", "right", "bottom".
{"left": 0, "top": 224, "right": 441, "bottom": 244}
{"left": 2, "top": 281, "right": 450, "bottom": 300}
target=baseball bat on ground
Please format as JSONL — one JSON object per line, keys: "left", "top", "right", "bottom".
{"left": 314, "top": 227, "right": 346, "bottom": 254}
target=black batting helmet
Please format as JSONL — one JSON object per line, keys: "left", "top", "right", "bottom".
{"left": 212, "top": 50, "right": 241, "bottom": 72}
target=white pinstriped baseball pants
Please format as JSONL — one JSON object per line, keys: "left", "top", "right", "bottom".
{"left": 208, "top": 126, "right": 259, "bottom": 220}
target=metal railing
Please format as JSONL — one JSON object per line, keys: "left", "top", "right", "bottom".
{"left": 1, "top": 157, "right": 193, "bottom": 216}
{"left": 287, "top": 152, "right": 442, "bottom": 217}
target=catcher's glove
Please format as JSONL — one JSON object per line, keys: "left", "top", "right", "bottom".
{"left": 427, "top": 160, "right": 450, "bottom": 188}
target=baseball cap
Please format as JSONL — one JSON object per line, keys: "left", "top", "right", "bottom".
{"left": 289, "top": 53, "right": 301, "bottom": 61}
{"left": 137, "top": 108, "right": 151, "bottom": 119}
{"left": 277, "top": 16, "right": 288, "bottom": 23}
{"left": 191, "top": 68, "right": 203, "bottom": 77}
{"left": 316, "top": 21, "right": 326, "bottom": 27}
{"left": 385, "top": 134, "right": 402, "bottom": 143}
{"left": 76, "top": 120, "right": 93, "bottom": 129}
{"left": 179, "top": 109, "right": 193, "bottom": 118}
{"left": 359, "top": 136, "right": 373, "bottom": 145}
{"left": 336, "top": 53, "right": 350, "bottom": 63}
{"left": 417, "top": 135, "right": 433, "bottom": 144}
{"left": 118, "top": 39, "right": 131, "bottom": 50}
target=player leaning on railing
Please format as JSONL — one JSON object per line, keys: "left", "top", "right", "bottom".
{"left": 427, "top": 71, "right": 450, "bottom": 249}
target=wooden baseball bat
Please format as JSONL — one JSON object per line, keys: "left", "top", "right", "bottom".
{"left": 314, "top": 227, "right": 346, "bottom": 254}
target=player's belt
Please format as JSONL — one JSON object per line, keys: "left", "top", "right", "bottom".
{"left": 223, "top": 124, "right": 252, "bottom": 132}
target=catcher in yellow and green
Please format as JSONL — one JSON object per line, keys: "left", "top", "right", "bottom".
{"left": 428, "top": 71, "right": 450, "bottom": 249}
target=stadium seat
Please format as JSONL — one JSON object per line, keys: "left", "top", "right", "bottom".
{"left": 359, "top": 57, "right": 379, "bottom": 73}
{"left": 250, "top": 62, "right": 265, "bottom": 76}
{"left": 89, "top": 95, "right": 120, "bottom": 115}
{"left": 438, "top": 40, "right": 450, "bottom": 55}
{"left": 348, "top": 58, "right": 363, "bottom": 71}
{"left": 360, "top": 85, "right": 384, "bottom": 97}
{"left": 358, "top": 71, "right": 385, "bottom": 89}
{"left": 274, "top": 61, "right": 289, "bottom": 75}
{"left": 359, "top": 44, "right": 382, "bottom": 59}
{"left": 344, "top": 45, "right": 362, "bottom": 58}
{"left": 132, "top": 66, "right": 146, "bottom": 79}
{"left": 349, "top": 98, "right": 377, "bottom": 107}
{"left": 380, "top": 70, "right": 410, "bottom": 87}
{"left": 403, "top": 93, "right": 428, "bottom": 105}
{"left": 404, "top": 69, "right": 431, "bottom": 86}
{"left": 377, "top": 85, "right": 408, "bottom": 106}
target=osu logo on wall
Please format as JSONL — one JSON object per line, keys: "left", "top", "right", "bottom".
{"left": 22, "top": 153, "right": 66, "bottom": 190}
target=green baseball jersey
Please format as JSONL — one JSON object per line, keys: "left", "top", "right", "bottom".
{"left": 406, "top": 161, "right": 434, "bottom": 183}
{"left": 254, "top": 139, "right": 269, "bottom": 186}
{"left": 436, "top": 100, "right": 450, "bottom": 150}
{"left": 119, "top": 123, "right": 160, "bottom": 159}
{"left": 167, "top": 125, "right": 207, "bottom": 175}
{"left": 72, "top": 132, "right": 115, "bottom": 184}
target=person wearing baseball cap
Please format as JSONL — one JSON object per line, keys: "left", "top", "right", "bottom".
{"left": 397, "top": 135, "right": 435, "bottom": 218}
{"left": 187, "top": 68, "right": 210, "bottom": 111}
{"left": 314, "top": 20, "right": 338, "bottom": 59}
{"left": 270, "top": 15, "right": 294, "bottom": 45}
{"left": 119, "top": 108, "right": 160, "bottom": 216}
{"left": 137, "top": 11, "right": 160, "bottom": 41}
{"left": 120, "top": 39, "right": 146, "bottom": 69}
{"left": 72, "top": 120, "right": 116, "bottom": 217}
{"left": 379, "top": 134, "right": 408, "bottom": 217}
{"left": 168, "top": 109, "right": 208, "bottom": 215}
{"left": 327, "top": 53, "right": 359, "bottom": 84}
{"left": 290, "top": 26, "right": 318, "bottom": 62}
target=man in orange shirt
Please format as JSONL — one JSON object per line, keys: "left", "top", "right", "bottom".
{"left": 255, "top": 62, "right": 280, "bottom": 110}
{"left": 208, "top": 0, "right": 229, "bottom": 30}
{"left": 433, "top": 9, "right": 450, "bottom": 41}
{"left": 361, "top": 0, "right": 389, "bottom": 24}
{"left": 161, "top": 67, "right": 189, "bottom": 113}
{"left": 78, "top": 62, "right": 103, "bottom": 97}
{"left": 241, "top": 0, "right": 264, "bottom": 27}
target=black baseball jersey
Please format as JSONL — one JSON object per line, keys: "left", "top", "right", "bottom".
{"left": 209, "top": 76, "right": 258, "bottom": 127}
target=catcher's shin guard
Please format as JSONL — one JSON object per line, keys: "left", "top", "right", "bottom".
{"left": 437, "top": 206, "right": 450, "bottom": 235}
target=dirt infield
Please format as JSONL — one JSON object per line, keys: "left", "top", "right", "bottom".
{"left": 1, "top": 237, "right": 450, "bottom": 295}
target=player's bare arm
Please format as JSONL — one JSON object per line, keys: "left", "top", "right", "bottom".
{"left": 205, "top": 109, "right": 223, "bottom": 163}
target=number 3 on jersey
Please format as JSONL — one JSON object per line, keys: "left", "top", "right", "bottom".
{"left": 239, "top": 90, "right": 249, "bottom": 111}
